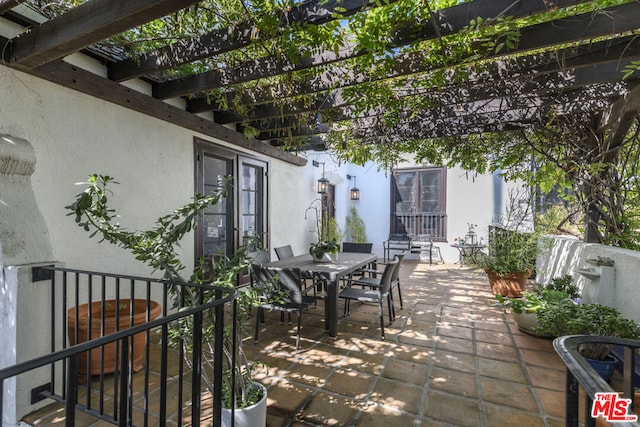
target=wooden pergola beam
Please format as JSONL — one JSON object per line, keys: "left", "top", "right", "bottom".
{"left": 26, "top": 60, "right": 306, "bottom": 165}
{"left": 108, "top": 0, "right": 385, "bottom": 82}
{"left": 5, "top": 0, "right": 201, "bottom": 70}
{"left": 211, "top": 53, "right": 640, "bottom": 129}
{"left": 184, "top": 5, "right": 640, "bottom": 118}
{"left": 0, "top": 0, "right": 26, "bottom": 14}
{"left": 601, "top": 83, "right": 640, "bottom": 149}
{"left": 154, "top": 0, "right": 592, "bottom": 100}
{"left": 352, "top": 92, "right": 627, "bottom": 140}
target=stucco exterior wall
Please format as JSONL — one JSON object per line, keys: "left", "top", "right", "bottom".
{"left": 537, "top": 235, "right": 640, "bottom": 325}
{"left": 0, "top": 63, "right": 311, "bottom": 276}
{"left": 303, "top": 154, "right": 523, "bottom": 262}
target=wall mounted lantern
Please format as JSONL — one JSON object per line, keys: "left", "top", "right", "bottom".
{"left": 347, "top": 174, "right": 360, "bottom": 200}
{"left": 312, "top": 160, "right": 329, "bottom": 194}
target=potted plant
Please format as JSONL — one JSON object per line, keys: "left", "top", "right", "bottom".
{"left": 305, "top": 199, "right": 342, "bottom": 262}
{"left": 67, "top": 174, "right": 269, "bottom": 424}
{"left": 496, "top": 274, "right": 578, "bottom": 335}
{"left": 471, "top": 190, "right": 550, "bottom": 297}
{"left": 67, "top": 298, "right": 162, "bottom": 383}
{"left": 535, "top": 300, "right": 640, "bottom": 381}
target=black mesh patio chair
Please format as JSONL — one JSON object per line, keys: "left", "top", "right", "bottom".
{"left": 274, "top": 245, "right": 322, "bottom": 301}
{"left": 252, "top": 265, "right": 317, "bottom": 350}
{"left": 342, "top": 242, "right": 373, "bottom": 253}
{"left": 347, "top": 251, "right": 405, "bottom": 317}
{"left": 338, "top": 258, "right": 399, "bottom": 340}
{"left": 274, "top": 245, "right": 294, "bottom": 260}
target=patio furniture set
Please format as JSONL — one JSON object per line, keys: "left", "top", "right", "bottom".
{"left": 250, "top": 243, "right": 405, "bottom": 347}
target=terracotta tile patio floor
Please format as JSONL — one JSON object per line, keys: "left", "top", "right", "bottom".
{"left": 23, "top": 261, "right": 571, "bottom": 426}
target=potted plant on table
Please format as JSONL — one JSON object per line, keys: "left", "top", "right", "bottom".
{"left": 305, "top": 199, "right": 342, "bottom": 262}
{"left": 67, "top": 174, "right": 268, "bottom": 425}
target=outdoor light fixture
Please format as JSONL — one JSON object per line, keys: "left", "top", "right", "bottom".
{"left": 313, "top": 160, "right": 329, "bottom": 194}
{"left": 347, "top": 174, "right": 360, "bottom": 200}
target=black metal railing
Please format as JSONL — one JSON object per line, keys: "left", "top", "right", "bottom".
{"left": 0, "top": 266, "right": 237, "bottom": 427}
{"left": 554, "top": 335, "right": 640, "bottom": 427}
{"left": 391, "top": 212, "right": 447, "bottom": 241}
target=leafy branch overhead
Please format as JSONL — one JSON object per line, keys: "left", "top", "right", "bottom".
{"left": 20, "top": 0, "right": 639, "bottom": 156}
{"left": 25, "top": 0, "right": 640, "bottom": 248}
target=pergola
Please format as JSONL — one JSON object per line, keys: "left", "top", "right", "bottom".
{"left": 1, "top": 0, "right": 639, "bottom": 167}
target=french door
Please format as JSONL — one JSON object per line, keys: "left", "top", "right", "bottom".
{"left": 194, "top": 138, "right": 268, "bottom": 266}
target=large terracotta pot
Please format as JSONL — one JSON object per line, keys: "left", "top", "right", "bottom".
{"left": 485, "top": 269, "right": 530, "bottom": 297}
{"left": 67, "top": 299, "right": 162, "bottom": 382}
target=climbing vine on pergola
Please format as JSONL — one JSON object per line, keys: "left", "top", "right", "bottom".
{"left": 2, "top": 0, "right": 640, "bottom": 243}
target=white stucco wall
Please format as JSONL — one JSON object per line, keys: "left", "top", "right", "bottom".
{"left": 0, "top": 61, "right": 314, "bottom": 422}
{"left": 537, "top": 235, "right": 640, "bottom": 325}
{"left": 0, "top": 63, "right": 312, "bottom": 277}
{"left": 301, "top": 154, "right": 521, "bottom": 263}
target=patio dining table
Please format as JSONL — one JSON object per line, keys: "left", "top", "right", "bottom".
{"left": 266, "top": 252, "right": 377, "bottom": 338}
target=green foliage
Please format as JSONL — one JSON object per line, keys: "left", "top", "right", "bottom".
{"left": 542, "top": 274, "right": 580, "bottom": 299}
{"left": 496, "top": 288, "right": 572, "bottom": 315}
{"left": 321, "top": 216, "right": 343, "bottom": 244}
{"left": 66, "top": 174, "right": 226, "bottom": 282}
{"left": 495, "top": 275, "right": 578, "bottom": 314}
{"left": 471, "top": 190, "right": 552, "bottom": 276}
{"left": 536, "top": 301, "right": 640, "bottom": 360}
{"left": 622, "top": 60, "right": 640, "bottom": 80}
{"left": 67, "top": 174, "right": 268, "bottom": 408}
{"left": 345, "top": 206, "right": 367, "bottom": 243}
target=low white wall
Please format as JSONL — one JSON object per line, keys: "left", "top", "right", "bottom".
{"left": 537, "top": 235, "right": 640, "bottom": 324}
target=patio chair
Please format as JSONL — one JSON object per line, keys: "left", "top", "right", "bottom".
{"left": 274, "top": 245, "right": 294, "bottom": 260}
{"left": 274, "top": 244, "right": 322, "bottom": 301}
{"left": 342, "top": 242, "right": 375, "bottom": 281}
{"left": 342, "top": 242, "right": 373, "bottom": 253}
{"left": 252, "top": 265, "right": 317, "bottom": 350}
{"left": 347, "top": 251, "right": 405, "bottom": 317}
{"left": 338, "top": 258, "right": 399, "bottom": 340}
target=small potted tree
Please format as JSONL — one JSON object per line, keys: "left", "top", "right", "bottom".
{"left": 344, "top": 206, "right": 367, "bottom": 243}
{"left": 67, "top": 174, "right": 269, "bottom": 425}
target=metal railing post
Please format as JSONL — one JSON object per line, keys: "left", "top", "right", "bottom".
{"left": 213, "top": 289, "right": 225, "bottom": 427}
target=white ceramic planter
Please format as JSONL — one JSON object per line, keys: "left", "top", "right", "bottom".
{"left": 221, "top": 382, "right": 267, "bottom": 427}
{"left": 513, "top": 311, "right": 552, "bottom": 337}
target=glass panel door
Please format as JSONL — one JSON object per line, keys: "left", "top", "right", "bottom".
{"left": 239, "top": 157, "right": 266, "bottom": 250}
{"left": 198, "top": 151, "right": 234, "bottom": 260}
{"left": 195, "top": 139, "right": 269, "bottom": 275}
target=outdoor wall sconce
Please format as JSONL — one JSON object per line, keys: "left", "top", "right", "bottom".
{"left": 347, "top": 174, "right": 360, "bottom": 200}
{"left": 313, "top": 160, "right": 329, "bottom": 194}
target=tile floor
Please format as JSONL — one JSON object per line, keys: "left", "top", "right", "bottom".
{"left": 23, "top": 261, "right": 572, "bottom": 426}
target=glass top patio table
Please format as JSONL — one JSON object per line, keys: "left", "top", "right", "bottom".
{"left": 266, "top": 252, "right": 377, "bottom": 338}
